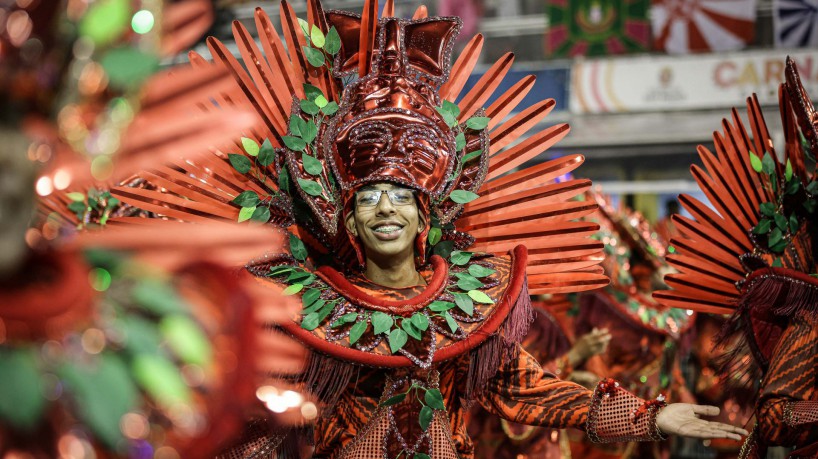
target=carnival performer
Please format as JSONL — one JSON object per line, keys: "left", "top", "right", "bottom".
{"left": 110, "top": 1, "right": 749, "bottom": 457}
{"left": 0, "top": 0, "right": 308, "bottom": 455}
{"left": 655, "top": 57, "right": 818, "bottom": 458}
{"left": 568, "top": 193, "right": 696, "bottom": 459}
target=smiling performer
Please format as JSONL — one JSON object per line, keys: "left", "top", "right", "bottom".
{"left": 113, "top": 1, "right": 748, "bottom": 457}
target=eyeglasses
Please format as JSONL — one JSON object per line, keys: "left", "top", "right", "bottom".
{"left": 355, "top": 188, "right": 416, "bottom": 208}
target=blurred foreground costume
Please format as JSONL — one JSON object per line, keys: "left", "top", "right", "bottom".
{"left": 109, "top": 0, "right": 742, "bottom": 457}
{"left": 655, "top": 58, "right": 818, "bottom": 458}
{"left": 0, "top": 0, "right": 306, "bottom": 455}
{"left": 572, "top": 194, "right": 696, "bottom": 459}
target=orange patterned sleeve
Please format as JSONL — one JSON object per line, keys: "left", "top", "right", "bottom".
{"left": 478, "top": 345, "right": 667, "bottom": 443}
{"left": 756, "top": 312, "right": 818, "bottom": 446}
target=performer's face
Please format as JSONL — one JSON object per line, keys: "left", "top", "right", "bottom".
{"left": 345, "top": 182, "right": 425, "bottom": 263}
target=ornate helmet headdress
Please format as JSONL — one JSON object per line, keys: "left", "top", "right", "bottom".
{"left": 110, "top": 0, "right": 608, "bottom": 296}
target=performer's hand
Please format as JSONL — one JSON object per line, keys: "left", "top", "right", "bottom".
{"left": 656, "top": 404, "right": 748, "bottom": 441}
{"left": 567, "top": 328, "right": 611, "bottom": 366}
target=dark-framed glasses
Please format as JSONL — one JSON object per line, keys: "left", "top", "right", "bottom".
{"left": 355, "top": 188, "right": 416, "bottom": 207}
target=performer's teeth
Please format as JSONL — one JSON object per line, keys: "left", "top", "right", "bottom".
{"left": 374, "top": 225, "right": 401, "bottom": 233}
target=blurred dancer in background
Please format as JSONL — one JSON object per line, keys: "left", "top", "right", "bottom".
{"left": 571, "top": 193, "right": 697, "bottom": 459}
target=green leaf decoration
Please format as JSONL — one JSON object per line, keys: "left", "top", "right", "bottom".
{"left": 232, "top": 190, "right": 260, "bottom": 207}
{"left": 450, "top": 250, "right": 472, "bottom": 266}
{"left": 324, "top": 26, "right": 342, "bottom": 54}
{"left": 415, "top": 454, "right": 431, "bottom": 459}
{"left": 251, "top": 206, "right": 271, "bottom": 223}
{"left": 302, "top": 288, "right": 320, "bottom": 306}
{"left": 0, "top": 348, "right": 46, "bottom": 431}
{"left": 443, "top": 311, "right": 458, "bottom": 332}
{"left": 389, "top": 328, "right": 408, "bottom": 353}
{"left": 297, "top": 18, "right": 310, "bottom": 36}
{"left": 759, "top": 202, "right": 776, "bottom": 217}
{"left": 301, "top": 99, "right": 320, "bottom": 115}
{"left": 304, "top": 84, "right": 324, "bottom": 101}
{"left": 78, "top": 0, "right": 130, "bottom": 46}
{"left": 132, "top": 353, "right": 191, "bottom": 407}
{"left": 419, "top": 405, "right": 434, "bottom": 431}
{"left": 455, "top": 132, "right": 466, "bottom": 151}
{"left": 302, "top": 120, "right": 319, "bottom": 144}
{"left": 465, "top": 116, "right": 490, "bottom": 130}
{"left": 453, "top": 293, "right": 474, "bottom": 316}
{"left": 752, "top": 218, "right": 771, "bottom": 235}
{"left": 349, "top": 320, "right": 368, "bottom": 344}
{"left": 100, "top": 47, "right": 160, "bottom": 89}
{"left": 259, "top": 139, "right": 276, "bottom": 166}
{"left": 449, "top": 190, "right": 480, "bottom": 204}
{"left": 160, "top": 315, "right": 212, "bottom": 366}
{"left": 456, "top": 273, "right": 483, "bottom": 291}
{"left": 279, "top": 166, "right": 291, "bottom": 192}
{"left": 442, "top": 100, "right": 461, "bottom": 117}
{"left": 462, "top": 150, "right": 483, "bottom": 164}
{"left": 772, "top": 257, "right": 783, "bottom": 267}
{"left": 424, "top": 388, "right": 445, "bottom": 410}
{"left": 301, "top": 312, "right": 321, "bottom": 330}
{"left": 283, "top": 283, "right": 304, "bottom": 295}
{"left": 68, "top": 201, "right": 87, "bottom": 215}
{"left": 805, "top": 199, "right": 817, "bottom": 214}
{"left": 271, "top": 265, "right": 293, "bottom": 277}
{"left": 749, "top": 152, "right": 763, "bottom": 173}
{"left": 238, "top": 206, "right": 256, "bottom": 223}
{"left": 402, "top": 318, "right": 422, "bottom": 340}
{"left": 770, "top": 240, "right": 788, "bottom": 253}
{"left": 411, "top": 313, "right": 429, "bottom": 331}
{"left": 290, "top": 116, "right": 306, "bottom": 137}
{"left": 468, "top": 289, "right": 494, "bottom": 304}
{"left": 786, "top": 179, "right": 801, "bottom": 195}
{"left": 283, "top": 135, "right": 307, "bottom": 152}
{"left": 762, "top": 153, "right": 776, "bottom": 175}
{"left": 433, "top": 240, "right": 454, "bottom": 258}
{"left": 289, "top": 233, "right": 308, "bottom": 261}
{"left": 768, "top": 227, "right": 784, "bottom": 247}
{"left": 228, "top": 153, "right": 253, "bottom": 174}
{"left": 372, "top": 311, "right": 394, "bottom": 335}
{"left": 332, "top": 312, "right": 358, "bottom": 328}
{"left": 310, "top": 25, "right": 326, "bottom": 47}
{"left": 303, "top": 46, "right": 325, "bottom": 67}
{"left": 785, "top": 159, "right": 793, "bottom": 181}
{"left": 807, "top": 181, "right": 818, "bottom": 195}
{"left": 789, "top": 214, "right": 800, "bottom": 234}
{"left": 428, "top": 227, "right": 442, "bottom": 246}
{"left": 774, "top": 213, "right": 788, "bottom": 231}
{"left": 67, "top": 192, "right": 85, "bottom": 201}
{"left": 435, "top": 107, "right": 458, "bottom": 127}
{"left": 302, "top": 298, "right": 326, "bottom": 315}
{"left": 287, "top": 270, "right": 313, "bottom": 283}
{"left": 133, "top": 279, "right": 186, "bottom": 315}
{"left": 322, "top": 101, "right": 339, "bottom": 116}
{"left": 242, "top": 137, "right": 260, "bottom": 156}
{"left": 302, "top": 154, "right": 324, "bottom": 176}
{"left": 315, "top": 95, "right": 328, "bottom": 108}
{"left": 381, "top": 392, "right": 406, "bottom": 406}
{"left": 297, "top": 178, "right": 324, "bottom": 197}
{"left": 468, "top": 264, "right": 496, "bottom": 278}
{"left": 118, "top": 316, "right": 162, "bottom": 356}
{"left": 428, "top": 300, "right": 455, "bottom": 312}
{"left": 60, "top": 353, "right": 139, "bottom": 448}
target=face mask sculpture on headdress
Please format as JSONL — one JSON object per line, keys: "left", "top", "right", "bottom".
{"left": 655, "top": 57, "right": 818, "bottom": 458}
{"left": 111, "top": 0, "right": 750, "bottom": 456}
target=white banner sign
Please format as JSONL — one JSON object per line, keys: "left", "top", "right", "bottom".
{"left": 570, "top": 49, "right": 818, "bottom": 113}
